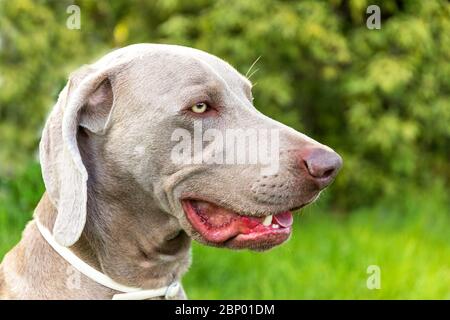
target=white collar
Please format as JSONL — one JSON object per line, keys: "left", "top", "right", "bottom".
{"left": 35, "top": 219, "right": 180, "bottom": 300}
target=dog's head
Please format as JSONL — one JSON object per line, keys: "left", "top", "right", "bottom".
{"left": 40, "top": 44, "right": 342, "bottom": 251}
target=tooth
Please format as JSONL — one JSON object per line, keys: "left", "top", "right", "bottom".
{"left": 262, "top": 215, "right": 273, "bottom": 226}
{"left": 272, "top": 224, "right": 279, "bottom": 229}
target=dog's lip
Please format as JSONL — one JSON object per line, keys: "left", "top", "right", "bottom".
{"left": 180, "top": 194, "right": 296, "bottom": 218}
{"left": 181, "top": 199, "right": 293, "bottom": 246}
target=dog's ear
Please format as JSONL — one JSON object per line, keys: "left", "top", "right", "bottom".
{"left": 40, "top": 65, "right": 117, "bottom": 246}
{"left": 79, "top": 77, "right": 114, "bottom": 134}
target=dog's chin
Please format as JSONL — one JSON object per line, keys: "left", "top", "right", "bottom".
{"left": 181, "top": 199, "right": 294, "bottom": 251}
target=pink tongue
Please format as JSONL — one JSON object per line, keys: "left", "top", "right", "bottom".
{"left": 273, "top": 211, "right": 293, "bottom": 227}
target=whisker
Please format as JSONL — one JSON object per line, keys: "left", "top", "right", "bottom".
{"left": 245, "top": 55, "right": 262, "bottom": 78}
{"left": 247, "top": 68, "right": 259, "bottom": 80}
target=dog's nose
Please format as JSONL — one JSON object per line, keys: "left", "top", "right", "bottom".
{"left": 301, "top": 147, "right": 342, "bottom": 189}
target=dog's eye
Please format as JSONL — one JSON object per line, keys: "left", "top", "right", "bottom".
{"left": 191, "top": 102, "right": 209, "bottom": 114}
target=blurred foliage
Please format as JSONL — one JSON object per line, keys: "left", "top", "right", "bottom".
{"left": 0, "top": 162, "right": 44, "bottom": 250}
{"left": 0, "top": 0, "right": 449, "bottom": 208}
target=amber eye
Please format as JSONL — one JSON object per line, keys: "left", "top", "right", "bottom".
{"left": 191, "top": 102, "right": 209, "bottom": 113}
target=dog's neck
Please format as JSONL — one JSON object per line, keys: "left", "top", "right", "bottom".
{"left": 36, "top": 130, "right": 192, "bottom": 295}
{"left": 36, "top": 192, "right": 191, "bottom": 293}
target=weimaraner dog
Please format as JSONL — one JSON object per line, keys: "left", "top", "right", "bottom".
{"left": 0, "top": 44, "right": 342, "bottom": 299}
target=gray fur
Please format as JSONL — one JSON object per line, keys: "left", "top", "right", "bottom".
{"left": 0, "top": 44, "right": 340, "bottom": 299}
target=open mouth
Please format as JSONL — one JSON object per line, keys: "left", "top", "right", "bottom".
{"left": 182, "top": 199, "right": 293, "bottom": 249}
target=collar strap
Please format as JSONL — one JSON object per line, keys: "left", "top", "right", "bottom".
{"left": 35, "top": 219, "right": 180, "bottom": 300}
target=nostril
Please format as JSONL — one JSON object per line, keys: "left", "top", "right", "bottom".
{"left": 322, "top": 168, "right": 335, "bottom": 179}
{"left": 302, "top": 160, "right": 309, "bottom": 172}
{"left": 303, "top": 158, "right": 332, "bottom": 179}
{"left": 301, "top": 148, "right": 342, "bottom": 183}
{"left": 307, "top": 165, "right": 335, "bottom": 180}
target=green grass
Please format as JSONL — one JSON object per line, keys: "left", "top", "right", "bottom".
{"left": 184, "top": 184, "right": 450, "bottom": 299}
{"left": 0, "top": 162, "right": 44, "bottom": 256}
{"left": 184, "top": 189, "right": 450, "bottom": 299}
{"left": 1, "top": 164, "right": 449, "bottom": 299}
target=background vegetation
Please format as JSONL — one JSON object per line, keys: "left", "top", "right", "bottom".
{"left": 0, "top": 0, "right": 449, "bottom": 299}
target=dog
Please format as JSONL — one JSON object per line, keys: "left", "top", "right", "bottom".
{"left": 0, "top": 44, "right": 342, "bottom": 299}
